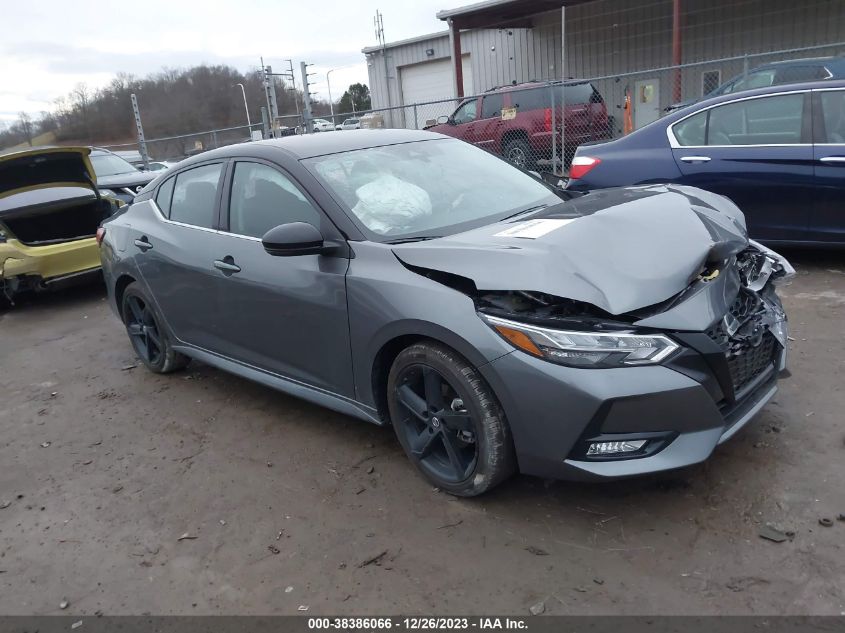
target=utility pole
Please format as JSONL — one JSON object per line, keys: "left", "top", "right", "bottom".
{"left": 260, "top": 57, "right": 280, "bottom": 136}
{"left": 374, "top": 9, "right": 392, "bottom": 125}
{"left": 300, "top": 61, "right": 317, "bottom": 133}
{"left": 283, "top": 59, "right": 300, "bottom": 118}
{"left": 130, "top": 93, "right": 150, "bottom": 170}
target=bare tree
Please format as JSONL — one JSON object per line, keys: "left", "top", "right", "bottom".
{"left": 18, "top": 112, "right": 33, "bottom": 146}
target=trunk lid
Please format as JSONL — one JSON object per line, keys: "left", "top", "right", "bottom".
{"left": 0, "top": 147, "right": 96, "bottom": 200}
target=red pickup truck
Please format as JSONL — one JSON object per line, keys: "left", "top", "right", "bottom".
{"left": 427, "top": 80, "right": 612, "bottom": 169}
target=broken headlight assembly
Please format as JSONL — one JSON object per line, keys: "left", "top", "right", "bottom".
{"left": 480, "top": 314, "right": 679, "bottom": 368}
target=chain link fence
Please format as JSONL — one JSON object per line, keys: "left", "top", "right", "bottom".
{"left": 102, "top": 123, "right": 265, "bottom": 164}
{"left": 107, "top": 42, "right": 844, "bottom": 177}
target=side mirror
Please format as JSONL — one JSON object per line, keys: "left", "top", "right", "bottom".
{"left": 262, "top": 222, "right": 326, "bottom": 257}
{"left": 437, "top": 115, "right": 450, "bottom": 125}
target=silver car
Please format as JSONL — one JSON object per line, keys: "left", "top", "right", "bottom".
{"left": 99, "top": 130, "right": 793, "bottom": 496}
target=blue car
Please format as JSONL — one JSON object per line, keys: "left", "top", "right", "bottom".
{"left": 567, "top": 79, "right": 845, "bottom": 246}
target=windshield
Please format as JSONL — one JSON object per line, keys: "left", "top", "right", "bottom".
{"left": 90, "top": 152, "right": 139, "bottom": 177}
{"left": 304, "top": 138, "right": 559, "bottom": 240}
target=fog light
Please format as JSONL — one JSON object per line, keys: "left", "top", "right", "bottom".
{"left": 587, "top": 440, "right": 647, "bottom": 456}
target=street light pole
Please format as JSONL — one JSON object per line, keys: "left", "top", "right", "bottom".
{"left": 326, "top": 69, "right": 336, "bottom": 123}
{"left": 234, "top": 83, "right": 251, "bottom": 127}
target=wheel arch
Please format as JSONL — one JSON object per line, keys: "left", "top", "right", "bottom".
{"left": 113, "top": 273, "right": 138, "bottom": 317}
{"left": 367, "top": 320, "right": 495, "bottom": 424}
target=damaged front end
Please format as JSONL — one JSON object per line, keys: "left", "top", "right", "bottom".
{"left": 473, "top": 240, "right": 793, "bottom": 410}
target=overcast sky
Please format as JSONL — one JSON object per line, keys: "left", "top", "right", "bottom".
{"left": 0, "top": 0, "right": 452, "bottom": 123}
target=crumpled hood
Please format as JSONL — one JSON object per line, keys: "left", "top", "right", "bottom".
{"left": 392, "top": 184, "right": 749, "bottom": 315}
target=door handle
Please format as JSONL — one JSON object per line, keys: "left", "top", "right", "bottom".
{"left": 213, "top": 258, "right": 241, "bottom": 274}
{"left": 819, "top": 156, "right": 845, "bottom": 164}
{"left": 680, "top": 155, "right": 712, "bottom": 163}
{"left": 133, "top": 237, "right": 153, "bottom": 251}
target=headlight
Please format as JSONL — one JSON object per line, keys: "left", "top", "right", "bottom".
{"left": 481, "top": 314, "right": 679, "bottom": 368}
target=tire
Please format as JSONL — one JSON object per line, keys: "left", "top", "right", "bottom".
{"left": 121, "top": 282, "right": 189, "bottom": 374}
{"left": 387, "top": 342, "right": 516, "bottom": 496}
{"left": 503, "top": 137, "right": 534, "bottom": 169}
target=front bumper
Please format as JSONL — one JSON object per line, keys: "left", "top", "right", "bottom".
{"left": 479, "top": 337, "right": 786, "bottom": 481}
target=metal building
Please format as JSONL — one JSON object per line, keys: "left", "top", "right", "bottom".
{"left": 363, "top": 0, "right": 845, "bottom": 128}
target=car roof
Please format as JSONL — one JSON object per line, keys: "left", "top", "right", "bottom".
{"left": 760, "top": 55, "right": 844, "bottom": 69}
{"left": 484, "top": 79, "right": 592, "bottom": 94}
{"left": 236, "top": 129, "right": 449, "bottom": 160}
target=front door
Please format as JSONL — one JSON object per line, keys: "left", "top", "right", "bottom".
{"left": 213, "top": 160, "right": 354, "bottom": 397}
{"left": 811, "top": 88, "right": 845, "bottom": 244}
{"left": 669, "top": 91, "right": 815, "bottom": 242}
{"left": 634, "top": 79, "right": 660, "bottom": 129}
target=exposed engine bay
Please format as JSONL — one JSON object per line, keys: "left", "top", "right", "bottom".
{"left": 472, "top": 240, "right": 793, "bottom": 345}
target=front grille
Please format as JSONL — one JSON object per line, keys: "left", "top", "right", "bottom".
{"left": 725, "top": 333, "right": 777, "bottom": 395}
{"left": 707, "top": 289, "right": 778, "bottom": 398}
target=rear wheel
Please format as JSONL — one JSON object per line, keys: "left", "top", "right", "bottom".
{"left": 387, "top": 342, "right": 516, "bottom": 496}
{"left": 503, "top": 137, "right": 534, "bottom": 169}
{"left": 121, "top": 282, "right": 189, "bottom": 374}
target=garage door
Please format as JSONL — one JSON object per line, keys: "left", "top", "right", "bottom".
{"left": 400, "top": 55, "right": 473, "bottom": 105}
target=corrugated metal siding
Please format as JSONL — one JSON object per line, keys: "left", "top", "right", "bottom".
{"left": 367, "top": 0, "right": 845, "bottom": 110}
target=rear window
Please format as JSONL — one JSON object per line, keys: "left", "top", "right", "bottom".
{"left": 155, "top": 177, "right": 175, "bottom": 216}
{"left": 775, "top": 65, "right": 830, "bottom": 84}
{"left": 508, "top": 83, "right": 598, "bottom": 112}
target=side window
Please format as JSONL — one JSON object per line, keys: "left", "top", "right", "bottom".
{"left": 480, "top": 93, "right": 504, "bottom": 119}
{"left": 228, "top": 162, "right": 321, "bottom": 239}
{"left": 155, "top": 177, "right": 175, "bottom": 217}
{"left": 561, "top": 83, "right": 593, "bottom": 106}
{"left": 820, "top": 90, "right": 845, "bottom": 143}
{"left": 775, "top": 65, "right": 829, "bottom": 84}
{"left": 169, "top": 164, "right": 223, "bottom": 228}
{"left": 452, "top": 99, "right": 478, "bottom": 124}
{"left": 707, "top": 93, "right": 804, "bottom": 145}
{"left": 672, "top": 110, "right": 708, "bottom": 146}
{"left": 510, "top": 89, "right": 546, "bottom": 112}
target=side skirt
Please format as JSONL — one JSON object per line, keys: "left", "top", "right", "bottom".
{"left": 172, "top": 344, "right": 383, "bottom": 426}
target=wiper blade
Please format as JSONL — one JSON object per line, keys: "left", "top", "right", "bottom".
{"left": 385, "top": 235, "right": 443, "bottom": 244}
{"left": 501, "top": 204, "right": 548, "bottom": 221}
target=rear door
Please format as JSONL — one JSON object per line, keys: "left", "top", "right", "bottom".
{"left": 133, "top": 161, "right": 232, "bottom": 351}
{"left": 668, "top": 90, "right": 815, "bottom": 242}
{"left": 811, "top": 87, "right": 845, "bottom": 243}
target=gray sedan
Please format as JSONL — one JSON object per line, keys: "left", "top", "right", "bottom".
{"left": 99, "top": 130, "right": 793, "bottom": 496}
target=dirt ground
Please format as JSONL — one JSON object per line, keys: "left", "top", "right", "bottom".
{"left": 0, "top": 249, "right": 843, "bottom": 616}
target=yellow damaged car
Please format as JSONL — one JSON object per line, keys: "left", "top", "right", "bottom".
{"left": 0, "top": 146, "right": 122, "bottom": 302}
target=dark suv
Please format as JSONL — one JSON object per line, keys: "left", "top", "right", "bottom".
{"left": 427, "top": 81, "right": 611, "bottom": 169}
{"left": 666, "top": 56, "right": 845, "bottom": 112}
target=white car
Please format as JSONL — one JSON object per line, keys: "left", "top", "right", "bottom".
{"left": 146, "top": 161, "right": 174, "bottom": 172}
{"left": 311, "top": 118, "right": 335, "bottom": 132}
{"left": 336, "top": 118, "right": 361, "bottom": 130}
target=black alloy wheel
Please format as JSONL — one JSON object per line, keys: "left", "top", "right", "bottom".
{"left": 125, "top": 294, "right": 163, "bottom": 366}
{"left": 387, "top": 342, "right": 516, "bottom": 496}
{"left": 393, "top": 364, "right": 478, "bottom": 483}
{"left": 121, "top": 282, "right": 189, "bottom": 374}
